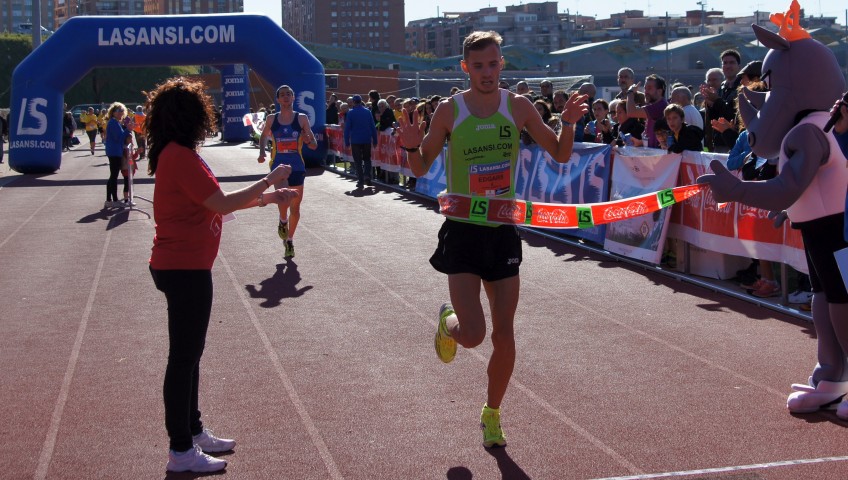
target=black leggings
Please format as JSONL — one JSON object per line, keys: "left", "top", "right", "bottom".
{"left": 149, "top": 267, "right": 213, "bottom": 452}
{"left": 106, "top": 156, "right": 122, "bottom": 202}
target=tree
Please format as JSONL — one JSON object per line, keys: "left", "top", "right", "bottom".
{"left": 410, "top": 51, "right": 437, "bottom": 59}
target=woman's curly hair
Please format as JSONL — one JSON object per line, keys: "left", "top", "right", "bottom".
{"left": 144, "top": 77, "right": 215, "bottom": 175}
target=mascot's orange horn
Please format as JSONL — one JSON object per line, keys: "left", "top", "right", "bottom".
{"left": 770, "top": 0, "right": 811, "bottom": 41}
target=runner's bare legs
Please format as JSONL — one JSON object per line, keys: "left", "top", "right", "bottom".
{"left": 447, "top": 273, "right": 520, "bottom": 409}
{"left": 287, "top": 184, "right": 304, "bottom": 238}
{"left": 273, "top": 180, "right": 296, "bottom": 234}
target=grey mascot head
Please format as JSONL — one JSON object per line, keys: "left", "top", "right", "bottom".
{"left": 739, "top": 0, "right": 846, "bottom": 159}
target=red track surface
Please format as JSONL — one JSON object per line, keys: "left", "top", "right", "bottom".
{"left": 0, "top": 140, "right": 845, "bottom": 479}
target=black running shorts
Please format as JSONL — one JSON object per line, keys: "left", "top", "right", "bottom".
{"left": 429, "top": 219, "right": 522, "bottom": 282}
{"left": 795, "top": 213, "right": 848, "bottom": 304}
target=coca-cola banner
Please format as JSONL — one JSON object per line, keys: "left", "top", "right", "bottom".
{"left": 515, "top": 143, "right": 612, "bottom": 244}
{"left": 669, "top": 151, "right": 807, "bottom": 274}
{"left": 325, "top": 126, "right": 350, "bottom": 159}
{"left": 604, "top": 151, "right": 682, "bottom": 264}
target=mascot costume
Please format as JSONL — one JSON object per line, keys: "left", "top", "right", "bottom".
{"left": 698, "top": 0, "right": 848, "bottom": 416}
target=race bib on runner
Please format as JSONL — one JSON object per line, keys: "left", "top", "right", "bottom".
{"left": 276, "top": 140, "right": 298, "bottom": 152}
{"left": 469, "top": 161, "right": 511, "bottom": 196}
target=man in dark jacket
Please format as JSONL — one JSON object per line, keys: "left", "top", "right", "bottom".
{"left": 701, "top": 49, "right": 742, "bottom": 152}
{"left": 343, "top": 95, "right": 378, "bottom": 188}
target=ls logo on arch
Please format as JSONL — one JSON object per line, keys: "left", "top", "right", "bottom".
{"left": 296, "top": 91, "right": 316, "bottom": 126}
{"left": 17, "top": 98, "right": 49, "bottom": 136}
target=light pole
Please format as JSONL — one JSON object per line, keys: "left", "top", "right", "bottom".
{"left": 696, "top": 1, "right": 707, "bottom": 37}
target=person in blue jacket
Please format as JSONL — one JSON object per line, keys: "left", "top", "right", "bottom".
{"left": 104, "top": 102, "right": 133, "bottom": 209}
{"left": 343, "top": 95, "right": 378, "bottom": 188}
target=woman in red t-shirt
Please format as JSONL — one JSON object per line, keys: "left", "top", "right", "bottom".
{"left": 146, "top": 77, "right": 298, "bottom": 474}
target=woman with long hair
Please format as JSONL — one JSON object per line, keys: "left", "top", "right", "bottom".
{"left": 103, "top": 102, "right": 132, "bottom": 209}
{"left": 147, "top": 77, "right": 298, "bottom": 473}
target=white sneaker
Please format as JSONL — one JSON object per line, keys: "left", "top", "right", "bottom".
{"left": 193, "top": 428, "right": 236, "bottom": 453}
{"left": 788, "top": 290, "right": 813, "bottom": 304}
{"left": 166, "top": 444, "right": 227, "bottom": 473}
{"left": 109, "top": 200, "right": 126, "bottom": 208}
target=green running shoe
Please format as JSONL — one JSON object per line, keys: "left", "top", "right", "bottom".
{"left": 284, "top": 240, "right": 295, "bottom": 258}
{"left": 277, "top": 221, "right": 289, "bottom": 241}
{"left": 434, "top": 303, "right": 457, "bottom": 363}
{"left": 480, "top": 404, "right": 506, "bottom": 448}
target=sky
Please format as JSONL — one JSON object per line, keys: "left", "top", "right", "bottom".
{"left": 243, "top": 0, "right": 847, "bottom": 26}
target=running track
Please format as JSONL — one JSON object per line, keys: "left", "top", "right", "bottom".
{"left": 0, "top": 139, "right": 846, "bottom": 479}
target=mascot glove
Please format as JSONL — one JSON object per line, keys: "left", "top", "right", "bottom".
{"left": 786, "top": 377, "right": 848, "bottom": 413}
{"left": 696, "top": 160, "right": 745, "bottom": 203}
{"left": 768, "top": 210, "right": 788, "bottom": 229}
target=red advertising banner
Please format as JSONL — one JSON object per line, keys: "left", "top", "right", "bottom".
{"left": 669, "top": 151, "right": 807, "bottom": 274}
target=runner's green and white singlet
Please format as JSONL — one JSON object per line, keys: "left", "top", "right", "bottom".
{"left": 447, "top": 89, "right": 520, "bottom": 200}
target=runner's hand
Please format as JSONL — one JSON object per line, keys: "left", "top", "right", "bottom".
{"left": 258, "top": 152, "right": 266, "bottom": 163}
{"left": 264, "top": 188, "right": 300, "bottom": 205}
{"left": 267, "top": 164, "right": 292, "bottom": 185}
{"left": 562, "top": 94, "right": 589, "bottom": 125}
{"left": 395, "top": 109, "right": 425, "bottom": 150}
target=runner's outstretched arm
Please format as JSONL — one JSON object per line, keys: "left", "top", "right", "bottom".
{"left": 397, "top": 100, "right": 452, "bottom": 177}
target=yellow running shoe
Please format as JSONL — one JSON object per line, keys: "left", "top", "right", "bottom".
{"left": 284, "top": 240, "right": 295, "bottom": 258}
{"left": 277, "top": 221, "right": 289, "bottom": 241}
{"left": 480, "top": 404, "right": 506, "bottom": 447}
{"left": 435, "top": 303, "right": 457, "bottom": 363}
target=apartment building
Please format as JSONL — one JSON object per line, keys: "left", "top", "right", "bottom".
{"left": 51, "top": 0, "right": 242, "bottom": 28}
{"left": 1, "top": 0, "right": 54, "bottom": 33}
{"left": 282, "top": 0, "right": 405, "bottom": 54}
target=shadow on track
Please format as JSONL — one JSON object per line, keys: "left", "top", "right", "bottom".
{"left": 245, "top": 260, "right": 313, "bottom": 308}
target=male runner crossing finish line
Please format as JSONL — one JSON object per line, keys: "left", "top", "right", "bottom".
{"left": 396, "top": 30, "right": 587, "bottom": 448}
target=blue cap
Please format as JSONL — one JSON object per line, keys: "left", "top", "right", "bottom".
{"left": 352, "top": 95, "right": 362, "bottom": 103}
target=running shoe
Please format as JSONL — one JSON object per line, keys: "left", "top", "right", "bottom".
{"left": 278, "top": 220, "right": 289, "bottom": 241}
{"left": 740, "top": 277, "right": 764, "bottom": 290}
{"left": 480, "top": 404, "right": 506, "bottom": 448}
{"left": 193, "top": 428, "right": 236, "bottom": 453}
{"left": 788, "top": 290, "right": 814, "bottom": 304}
{"left": 166, "top": 445, "right": 227, "bottom": 473}
{"left": 751, "top": 280, "right": 780, "bottom": 298}
{"left": 434, "top": 303, "right": 457, "bottom": 363}
{"left": 284, "top": 239, "right": 295, "bottom": 258}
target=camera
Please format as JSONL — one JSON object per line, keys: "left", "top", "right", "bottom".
{"left": 824, "top": 91, "right": 848, "bottom": 133}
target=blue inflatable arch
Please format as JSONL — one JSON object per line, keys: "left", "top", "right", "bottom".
{"left": 9, "top": 14, "right": 326, "bottom": 173}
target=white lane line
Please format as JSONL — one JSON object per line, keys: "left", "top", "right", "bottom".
{"left": 218, "top": 253, "right": 345, "bottom": 480}
{"left": 299, "top": 223, "right": 644, "bottom": 475}
{"left": 524, "top": 277, "right": 785, "bottom": 398}
{"left": 592, "top": 455, "right": 848, "bottom": 479}
{"left": 0, "top": 178, "right": 78, "bottom": 251}
{"left": 34, "top": 230, "right": 112, "bottom": 480}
